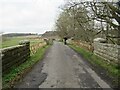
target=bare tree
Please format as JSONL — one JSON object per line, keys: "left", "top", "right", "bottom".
{"left": 55, "top": 0, "right": 120, "bottom": 45}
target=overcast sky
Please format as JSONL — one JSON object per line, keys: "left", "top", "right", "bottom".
{"left": 0, "top": 0, "right": 64, "bottom": 34}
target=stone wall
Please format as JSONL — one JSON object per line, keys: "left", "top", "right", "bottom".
{"left": 30, "top": 42, "right": 46, "bottom": 55}
{"left": 72, "top": 40, "right": 94, "bottom": 52}
{"left": 1, "top": 40, "right": 30, "bottom": 75}
{"left": 94, "top": 42, "right": 120, "bottom": 64}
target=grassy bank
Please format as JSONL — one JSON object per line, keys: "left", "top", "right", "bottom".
{"left": 2, "top": 45, "right": 50, "bottom": 88}
{"left": 69, "top": 44, "right": 119, "bottom": 86}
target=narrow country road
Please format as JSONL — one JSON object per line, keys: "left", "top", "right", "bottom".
{"left": 15, "top": 41, "right": 111, "bottom": 88}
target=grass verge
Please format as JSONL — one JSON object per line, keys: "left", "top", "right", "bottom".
{"left": 2, "top": 45, "right": 50, "bottom": 88}
{"left": 69, "top": 44, "right": 119, "bottom": 87}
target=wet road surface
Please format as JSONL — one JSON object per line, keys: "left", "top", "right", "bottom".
{"left": 15, "top": 41, "right": 111, "bottom": 88}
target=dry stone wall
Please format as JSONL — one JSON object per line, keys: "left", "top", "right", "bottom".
{"left": 94, "top": 42, "right": 120, "bottom": 64}
{"left": 1, "top": 40, "right": 30, "bottom": 75}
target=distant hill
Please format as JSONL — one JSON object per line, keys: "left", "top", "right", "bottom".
{"left": 2, "top": 33, "right": 37, "bottom": 37}
{"left": 41, "top": 31, "right": 57, "bottom": 38}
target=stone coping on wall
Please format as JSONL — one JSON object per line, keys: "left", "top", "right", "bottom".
{"left": 1, "top": 45, "right": 23, "bottom": 51}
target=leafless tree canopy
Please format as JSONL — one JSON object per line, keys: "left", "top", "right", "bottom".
{"left": 55, "top": 0, "right": 120, "bottom": 45}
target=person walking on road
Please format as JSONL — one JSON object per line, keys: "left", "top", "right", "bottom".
{"left": 63, "top": 37, "right": 68, "bottom": 45}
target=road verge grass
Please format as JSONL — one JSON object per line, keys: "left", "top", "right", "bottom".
{"left": 69, "top": 44, "right": 119, "bottom": 87}
{"left": 2, "top": 45, "right": 50, "bottom": 88}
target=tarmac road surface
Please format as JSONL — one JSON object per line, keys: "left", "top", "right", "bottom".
{"left": 15, "top": 41, "right": 111, "bottom": 89}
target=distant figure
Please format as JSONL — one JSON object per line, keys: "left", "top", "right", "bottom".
{"left": 64, "top": 37, "right": 68, "bottom": 45}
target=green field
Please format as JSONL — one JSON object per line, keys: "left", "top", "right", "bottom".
{"left": 2, "top": 36, "right": 43, "bottom": 48}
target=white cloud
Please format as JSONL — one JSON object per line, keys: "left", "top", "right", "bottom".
{"left": 0, "top": 0, "right": 64, "bottom": 34}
